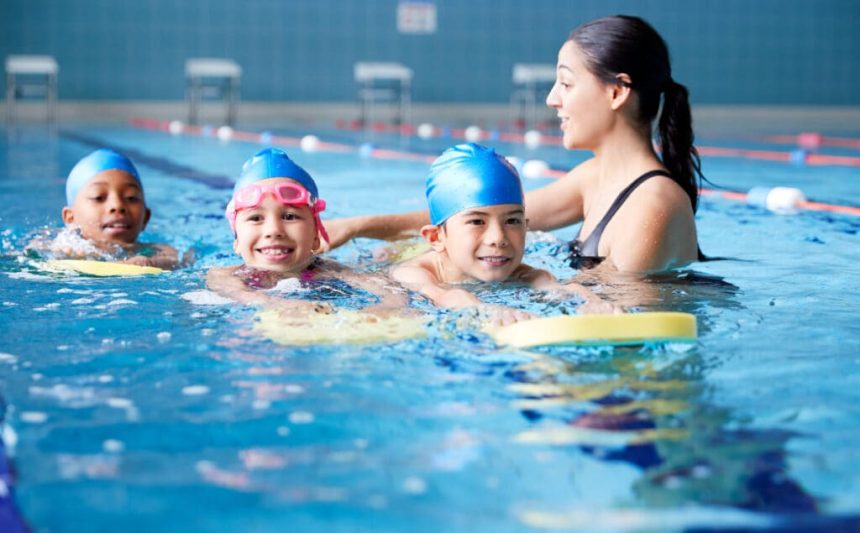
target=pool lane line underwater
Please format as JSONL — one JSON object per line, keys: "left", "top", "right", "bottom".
{"left": 127, "top": 118, "right": 860, "bottom": 218}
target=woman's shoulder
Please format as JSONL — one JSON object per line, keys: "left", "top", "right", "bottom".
{"left": 629, "top": 172, "right": 694, "bottom": 215}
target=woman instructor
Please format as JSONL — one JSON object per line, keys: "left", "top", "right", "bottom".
{"left": 324, "top": 15, "right": 704, "bottom": 274}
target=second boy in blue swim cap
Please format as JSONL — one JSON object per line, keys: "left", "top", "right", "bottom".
{"left": 391, "top": 143, "right": 612, "bottom": 324}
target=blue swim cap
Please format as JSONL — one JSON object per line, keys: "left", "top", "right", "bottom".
{"left": 235, "top": 148, "right": 319, "bottom": 198}
{"left": 426, "top": 143, "right": 523, "bottom": 225}
{"left": 65, "top": 149, "right": 141, "bottom": 205}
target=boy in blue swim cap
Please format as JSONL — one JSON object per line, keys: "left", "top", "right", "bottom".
{"left": 51, "top": 149, "right": 180, "bottom": 268}
{"left": 391, "top": 143, "right": 611, "bottom": 324}
{"left": 207, "top": 148, "right": 405, "bottom": 316}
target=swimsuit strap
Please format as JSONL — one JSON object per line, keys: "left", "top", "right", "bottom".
{"left": 576, "top": 170, "right": 672, "bottom": 256}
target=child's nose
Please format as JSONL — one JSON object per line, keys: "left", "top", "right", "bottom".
{"left": 107, "top": 195, "right": 127, "bottom": 212}
{"left": 263, "top": 218, "right": 285, "bottom": 238}
{"left": 484, "top": 221, "right": 508, "bottom": 246}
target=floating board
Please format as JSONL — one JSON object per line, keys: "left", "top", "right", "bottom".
{"left": 41, "top": 260, "right": 164, "bottom": 277}
{"left": 254, "top": 309, "right": 426, "bottom": 345}
{"left": 490, "top": 312, "right": 697, "bottom": 348}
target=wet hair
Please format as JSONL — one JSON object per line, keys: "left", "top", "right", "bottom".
{"left": 569, "top": 15, "right": 703, "bottom": 212}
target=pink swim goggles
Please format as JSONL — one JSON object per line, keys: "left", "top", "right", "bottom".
{"left": 225, "top": 182, "right": 329, "bottom": 243}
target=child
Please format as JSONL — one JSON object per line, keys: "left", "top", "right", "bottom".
{"left": 31, "top": 148, "right": 180, "bottom": 268}
{"left": 207, "top": 148, "right": 405, "bottom": 316}
{"left": 391, "top": 143, "right": 613, "bottom": 324}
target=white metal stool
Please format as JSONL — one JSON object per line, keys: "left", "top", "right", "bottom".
{"left": 5, "top": 55, "right": 59, "bottom": 122}
{"left": 185, "top": 58, "right": 242, "bottom": 126}
{"left": 510, "top": 63, "right": 556, "bottom": 129}
{"left": 354, "top": 62, "right": 412, "bottom": 127}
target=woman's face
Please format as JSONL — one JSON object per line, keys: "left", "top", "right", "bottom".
{"left": 546, "top": 40, "right": 616, "bottom": 151}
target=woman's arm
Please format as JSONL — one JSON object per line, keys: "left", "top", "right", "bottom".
{"left": 321, "top": 211, "right": 430, "bottom": 251}
{"left": 524, "top": 158, "right": 594, "bottom": 231}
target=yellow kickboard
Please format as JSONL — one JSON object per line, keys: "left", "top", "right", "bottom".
{"left": 491, "top": 312, "right": 697, "bottom": 348}
{"left": 42, "top": 260, "right": 164, "bottom": 277}
{"left": 255, "top": 309, "right": 427, "bottom": 346}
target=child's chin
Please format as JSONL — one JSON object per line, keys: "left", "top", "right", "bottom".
{"left": 472, "top": 270, "right": 512, "bottom": 283}
{"left": 245, "top": 261, "right": 298, "bottom": 274}
{"left": 90, "top": 234, "right": 139, "bottom": 247}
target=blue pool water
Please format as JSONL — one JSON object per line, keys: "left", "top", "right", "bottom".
{"left": 1, "top": 122, "right": 859, "bottom": 532}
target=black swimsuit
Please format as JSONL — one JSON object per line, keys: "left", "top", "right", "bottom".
{"left": 569, "top": 170, "right": 685, "bottom": 270}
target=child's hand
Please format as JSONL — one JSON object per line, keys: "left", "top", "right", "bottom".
{"left": 480, "top": 304, "right": 535, "bottom": 327}
{"left": 121, "top": 255, "right": 157, "bottom": 267}
{"left": 272, "top": 300, "right": 335, "bottom": 317}
{"left": 578, "top": 299, "right": 623, "bottom": 315}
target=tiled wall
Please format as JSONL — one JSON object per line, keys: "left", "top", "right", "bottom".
{"left": 2, "top": 0, "right": 858, "bottom": 105}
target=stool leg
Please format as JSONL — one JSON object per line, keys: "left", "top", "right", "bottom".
{"left": 358, "top": 82, "right": 368, "bottom": 128}
{"left": 227, "top": 76, "right": 238, "bottom": 126}
{"left": 187, "top": 76, "right": 197, "bottom": 125}
{"left": 6, "top": 72, "right": 15, "bottom": 124}
{"left": 47, "top": 73, "right": 57, "bottom": 123}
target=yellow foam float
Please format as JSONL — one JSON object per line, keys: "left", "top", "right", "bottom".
{"left": 490, "top": 312, "right": 697, "bottom": 348}
{"left": 41, "top": 259, "right": 164, "bottom": 277}
{"left": 254, "top": 309, "right": 426, "bottom": 346}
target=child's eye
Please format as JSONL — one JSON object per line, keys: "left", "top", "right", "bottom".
{"left": 281, "top": 212, "right": 299, "bottom": 221}
{"left": 245, "top": 214, "right": 263, "bottom": 222}
{"left": 125, "top": 195, "right": 141, "bottom": 202}
{"left": 466, "top": 219, "right": 485, "bottom": 226}
{"left": 89, "top": 195, "right": 106, "bottom": 202}
{"left": 507, "top": 217, "right": 523, "bottom": 225}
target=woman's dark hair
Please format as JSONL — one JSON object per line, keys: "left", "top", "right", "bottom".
{"left": 570, "top": 15, "right": 703, "bottom": 212}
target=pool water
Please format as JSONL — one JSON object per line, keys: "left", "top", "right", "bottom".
{"left": 1, "top": 123, "right": 859, "bottom": 532}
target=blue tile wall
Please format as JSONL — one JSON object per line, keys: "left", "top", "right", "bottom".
{"left": 1, "top": 0, "right": 858, "bottom": 105}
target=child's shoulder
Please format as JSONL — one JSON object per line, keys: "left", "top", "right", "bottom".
{"left": 390, "top": 251, "right": 438, "bottom": 284}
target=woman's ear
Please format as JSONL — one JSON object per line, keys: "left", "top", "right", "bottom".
{"left": 61, "top": 207, "right": 75, "bottom": 226}
{"left": 609, "top": 73, "right": 634, "bottom": 111}
{"left": 420, "top": 224, "right": 446, "bottom": 252}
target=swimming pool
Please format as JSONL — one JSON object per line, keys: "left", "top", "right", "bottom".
{"left": 1, "top": 121, "right": 859, "bottom": 532}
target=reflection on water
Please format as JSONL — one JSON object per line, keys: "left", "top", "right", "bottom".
{"left": 483, "top": 268, "right": 845, "bottom": 530}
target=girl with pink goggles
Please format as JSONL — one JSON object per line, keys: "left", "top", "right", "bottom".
{"left": 225, "top": 181, "right": 330, "bottom": 243}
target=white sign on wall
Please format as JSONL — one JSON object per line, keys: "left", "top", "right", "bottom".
{"left": 397, "top": 1, "right": 437, "bottom": 34}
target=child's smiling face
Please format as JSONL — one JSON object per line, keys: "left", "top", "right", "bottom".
{"left": 232, "top": 178, "right": 320, "bottom": 273}
{"left": 61, "top": 169, "right": 150, "bottom": 246}
{"left": 436, "top": 203, "right": 526, "bottom": 283}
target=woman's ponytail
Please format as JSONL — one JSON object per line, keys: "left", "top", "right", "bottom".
{"left": 658, "top": 80, "right": 702, "bottom": 212}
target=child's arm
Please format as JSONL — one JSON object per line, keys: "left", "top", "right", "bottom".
{"left": 391, "top": 262, "right": 481, "bottom": 308}
{"left": 206, "top": 267, "right": 332, "bottom": 315}
{"left": 516, "top": 264, "right": 621, "bottom": 314}
{"left": 337, "top": 269, "right": 411, "bottom": 316}
{"left": 391, "top": 261, "right": 533, "bottom": 325}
